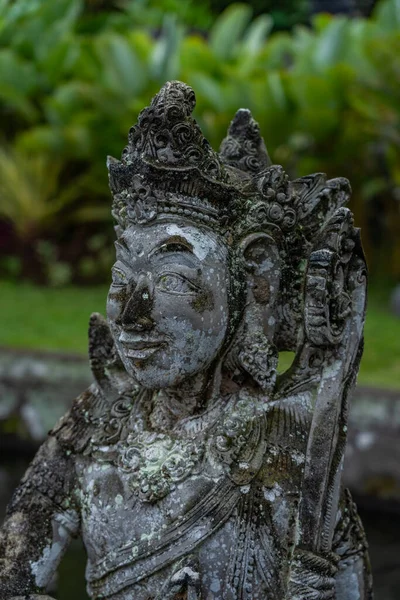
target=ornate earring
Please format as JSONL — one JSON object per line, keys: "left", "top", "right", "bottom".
{"left": 226, "top": 306, "right": 278, "bottom": 395}
{"left": 238, "top": 325, "right": 278, "bottom": 394}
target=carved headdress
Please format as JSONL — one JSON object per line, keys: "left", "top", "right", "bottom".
{"left": 108, "top": 81, "right": 361, "bottom": 351}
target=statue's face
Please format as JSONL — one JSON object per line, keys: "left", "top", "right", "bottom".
{"left": 107, "top": 221, "right": 230, "bottom": 388}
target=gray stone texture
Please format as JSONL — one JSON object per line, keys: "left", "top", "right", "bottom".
{"left": 0, "top": 81, "right": 375, "bottom": 599}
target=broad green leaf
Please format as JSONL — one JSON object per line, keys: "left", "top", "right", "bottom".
{"left": 16, "top": 126, "right": 66, "bottom": 154}
{"left": 95, "top": 33, "right": 147, "bottom": 96}
{"left": 0, "top": 49, "right": 40, "bottom": 120}
{"left": 292, "top": 24, "right": 314, "bottom": 52}
{"left": 39, "top": 38, "right": 81, "bottom": 84}
{"left": 312, "top": 13, "right": 334, "bottom": 33}
{"left": 0, "top": 85, "right": 38, "bottom": 121}
{"left": 342, "top": 19, "right": 378, "bottom": 80}
{"left": 259, "top": 32, "right": 294, "bottom": 69}
{"left": 150, "top": 15, "right": 183, "bottom": 81}
{"left": 17, "top": 122, "right": 92, "bottom": 160}
{"left": 242, "top": 14, "right": 273, "bottom": 57}
{"left": 313, "top": 17, "right": 348, "bottom": 69}
{"left": 128, "top": 30, "right": 154, "bottom": 63}
{"left": 5, "top": 0, "right": 82, "bottom": 61}
{"left": 374, "top": 0, "right": 400, "bottom": 31}
{"left": 0, "top": 0, "right": 41, "bottom": 43}
{"left": 0, "top": 0, "right": 11, "bottom": 16}
{"left": 209, "top": 3, "right": 252, "bottom": 61}
{"left": 73, "top": 40, "right": 102, "bottom": 81}
{"left": 0, "top": 49, "right": 39, "bottom": 94}
{"left": 180, "top": 36, "right": 218, "bottom": 75}
{"left": 287, "top": 73, "right": 341, "bottom": 137}
{"left": 44, "top": 81, "right": 96, "bottom": 124}
{"left": 266, "top": 72, "right": 288, "bottom": 111}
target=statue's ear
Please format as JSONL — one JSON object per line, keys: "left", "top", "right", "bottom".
{"left": 239, "top": 233, "right": 281, "bottom": 309}
{"left": 228, "top": 233, "right": 280, "bottom": 391}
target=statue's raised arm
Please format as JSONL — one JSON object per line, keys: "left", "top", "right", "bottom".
{"left": 0, "top": 81, "right": 372, "bottom": 600}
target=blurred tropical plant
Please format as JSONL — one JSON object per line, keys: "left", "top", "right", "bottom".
{"left": 0, "top": 0, "right": 400, "bottom": 282}
{"left": 0, "top": 144, "right": 89, "bottom": 281}
{"left": 119, "top": 0, "right": 213, "bottom": 30}
{"left": 0, "top": 146, "right": 79, "bottom": 241}
{"left": 209, "top": 0, "right": 310, "bottom": 30}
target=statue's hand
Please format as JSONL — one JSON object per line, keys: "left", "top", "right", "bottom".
{"left": 88, "top": 312, "right": 136, "bottom": 396}
{"left": 156, "top": 555, "right": 201, "bottom": 600}
{"left": 303, "top": 206, "right": 367, "bottom": 366}
{"left": 277, "top": 207, "right": 367, "bottom": 398}
{"left": 288, "top": 548, "right": 337, "bottom": 600}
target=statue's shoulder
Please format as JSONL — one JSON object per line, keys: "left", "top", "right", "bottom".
{"left": 50, "top": 383, "right": 103, "bottom": 454}
{"left": 4, "top": 397, "right": 89, "bottom": 518}
{"left": 51, "top": 383, "right": 143, "bottom": 459}
{"left": 211, "top": 388, "right": 312, "bottom": 489}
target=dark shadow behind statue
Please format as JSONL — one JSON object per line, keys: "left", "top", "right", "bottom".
{"left": 0, "top": 81, "right": 372, "bottom": 600}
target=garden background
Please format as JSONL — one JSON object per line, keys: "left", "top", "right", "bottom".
{"left": 1, "top": 0, "right": 400, "bottom": 598}
{"left": 1, "top": 0, "right": 400, "bottom": 386}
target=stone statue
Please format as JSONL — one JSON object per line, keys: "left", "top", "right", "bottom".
{"left": 0, "top": 81, "right": 372, "bottom": 599}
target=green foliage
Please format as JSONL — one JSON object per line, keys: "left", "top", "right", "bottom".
{"left": 1, "top": 0, "right": 400, "bottom": 281}
{"left": 0, "top": 146, "right": 82, "bottom": 240}
{"left": 209, "top": 0, "right": 310, "bottom": 31}
{"left": 120, "top": 0, "right": 213, "bottom": 30}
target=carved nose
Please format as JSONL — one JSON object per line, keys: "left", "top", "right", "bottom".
{"left": 121, "top": 274, "right": 155, "bottom": 331}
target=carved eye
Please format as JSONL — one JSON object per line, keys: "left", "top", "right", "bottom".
{"left": 158, "top": 242, "right": 191, "bottom": 254}
{"left": 111, "top": 267, "right": 127, "bottom": 287}
{"left": 157, "top": 273, "right": 197, "bottom": 295}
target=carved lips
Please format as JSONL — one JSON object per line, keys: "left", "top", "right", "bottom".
{"left": 119, "top": 334, "right": 166, "bottom": 360}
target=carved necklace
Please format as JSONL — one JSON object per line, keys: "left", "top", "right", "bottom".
{"left": 89, "top": 389, "right": 225, "bottom": 503}
{"left": 117, "top": 429, "right": 204, "bottom": 502}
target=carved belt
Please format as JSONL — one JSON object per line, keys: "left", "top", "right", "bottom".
{"left": 86, "top": 477, "right": 241, "bottom": 598}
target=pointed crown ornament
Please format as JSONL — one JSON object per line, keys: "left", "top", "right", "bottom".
{"left": 107, "top": 80, "right": 360, "bottom": 351}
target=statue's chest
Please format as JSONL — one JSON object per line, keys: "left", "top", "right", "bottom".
{"left": 75, "top": 433, "right": 219, "bottom": 557}
{"left": 76, "top": 456, "right": 294, "bottom": 600}
{"left": 73, "top": 413, "right": 304, "bottom": 600}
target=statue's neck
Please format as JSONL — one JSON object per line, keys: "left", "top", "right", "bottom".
{"left": 148, "top": 368, "right": 223, "bottom": 432}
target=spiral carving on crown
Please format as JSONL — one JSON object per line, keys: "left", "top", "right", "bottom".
{"left": 245, "top": 166, "right": 298, "bottom": 233}
{"left": 219, "top": 108, "right": 271, "bottom": 174}
{"left": 122, "top": 81, "right": 226, "bottom": 182}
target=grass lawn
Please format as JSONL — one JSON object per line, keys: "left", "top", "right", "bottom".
{"left": 0, "top": 281, "right": 109, "bottom": 355}
{"left": 1, "top": 280, "right": 399, "bottom": 390}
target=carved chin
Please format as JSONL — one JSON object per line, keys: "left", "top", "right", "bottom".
{"left": 116, "top": 341, "right": 217, "bottom": 389}
{"left": 120, "top": 357, "right": 192, "bottom": 389}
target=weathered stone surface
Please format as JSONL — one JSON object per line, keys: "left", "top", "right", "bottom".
{"left": 0, "top": 81, "right": 373, "bottom": 599}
